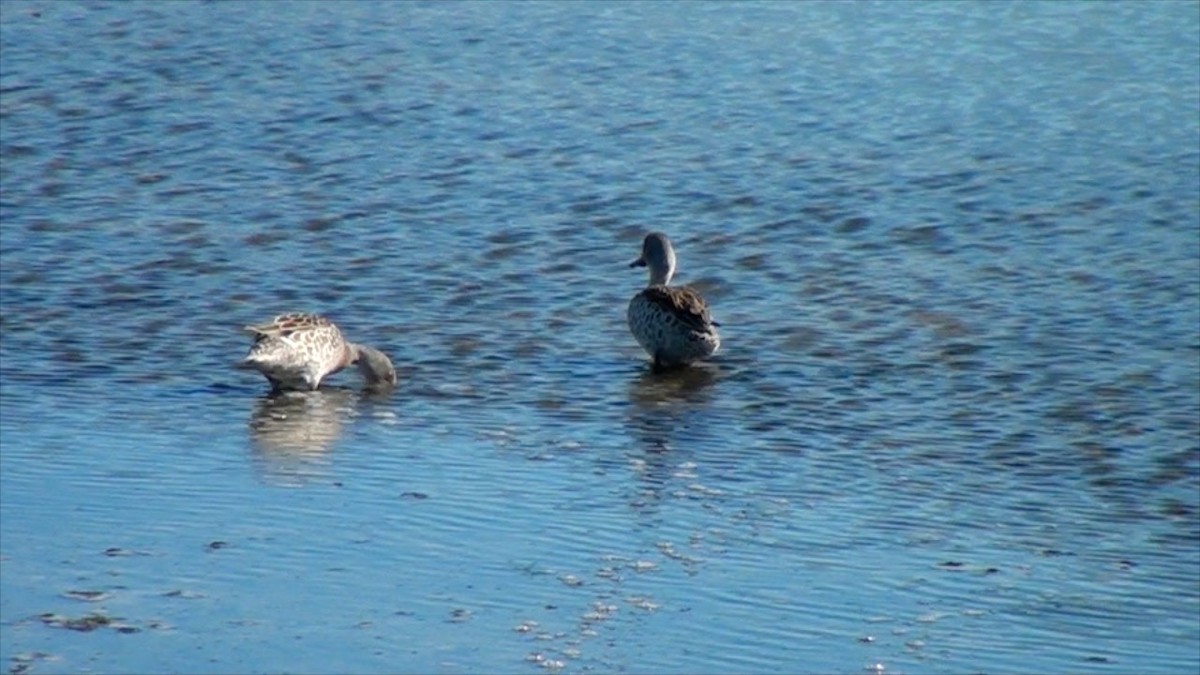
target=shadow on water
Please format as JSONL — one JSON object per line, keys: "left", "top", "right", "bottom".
{"left": 247, "top": 386, "right": 393, "bottom": 486}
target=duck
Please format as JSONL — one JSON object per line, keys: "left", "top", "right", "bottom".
{"left": 240, "top": 312, "right": 396, "bottom": 392}
{"left": 627, "top": 232, "right": 721, "bottom": 369}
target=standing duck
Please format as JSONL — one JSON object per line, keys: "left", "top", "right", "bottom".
{"left": 240, "top": 312, "right": 396, "bottom": 392}
{"left": 627, "top": 232, "right": 721, "bottom": 369}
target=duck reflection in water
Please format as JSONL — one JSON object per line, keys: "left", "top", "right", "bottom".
{"left": 247, "top": 387, "right": 366, "bottom": 485}
{"left": 628, "top": 363, "right": 718, "bottom": 408}
{"left": 623, "top": 364, "right": 720, "bottom": 503}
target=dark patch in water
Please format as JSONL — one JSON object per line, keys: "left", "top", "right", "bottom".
{"left": 837, "top": 216, "right": 871, "bottom": 233}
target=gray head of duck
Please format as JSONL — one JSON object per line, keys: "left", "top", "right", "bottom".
{"left": 629, "top": 231, "right": 677, "bottom": 286}
{"left": 351, "top": 344, "right": 397, "bottom": 389}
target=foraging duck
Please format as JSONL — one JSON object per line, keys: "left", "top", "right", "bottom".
{"left": 627, "top": 232, "right": 721, "bottom": 368}
{"left": 240, "top": 312, "right": 396, "bottom": 392}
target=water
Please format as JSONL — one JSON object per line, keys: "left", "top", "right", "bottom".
{"left": 1, "top": 1, "right": 1197, "bottom": 673}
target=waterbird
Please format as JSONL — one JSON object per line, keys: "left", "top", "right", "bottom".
{"left": 240, "top": 312, "right": 396, "bottom": 392}
{"left": 627, "top": 232, "right": 721, "bottom": 369}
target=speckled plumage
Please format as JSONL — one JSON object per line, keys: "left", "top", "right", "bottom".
{"left": 627, "top": 233, "right": 720, "bottom": 368}
{"left": 241, "top": 312, "right": 396, "bottom": 392}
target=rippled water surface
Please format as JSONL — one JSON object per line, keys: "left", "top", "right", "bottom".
{"left": 2, "top": 1, "right": 1198, "bottom": 673}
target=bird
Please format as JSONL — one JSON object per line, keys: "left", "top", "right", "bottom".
{"left": 627, "top": 232, "right": 721, "bottom": 369}
{"left": 240, "top": 312, "right": 396, "bottom": 393}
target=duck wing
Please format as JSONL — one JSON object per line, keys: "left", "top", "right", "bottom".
{"left": 640, "top": 286, "right": 716, "bottom": 332}
{"left": 243, "top": 313, "right": 337, "bottom": 340}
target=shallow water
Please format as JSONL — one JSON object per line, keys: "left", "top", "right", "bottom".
{"left": 1, "top": 1, "right": 1198, "bottom": 673}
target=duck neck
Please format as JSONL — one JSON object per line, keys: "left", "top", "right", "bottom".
{"left": 648, "top": 264, "right": 674, "bottom": 287}
{"left": 341, "top": 343, "right": 360, "bottom": 369}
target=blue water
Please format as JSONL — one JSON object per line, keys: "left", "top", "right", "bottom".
{"left": 1, "top": 1, "right": 1198, "bottom": 673}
